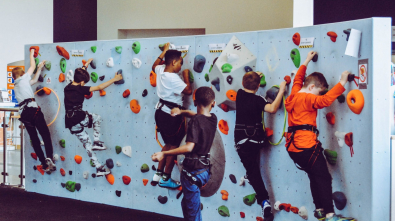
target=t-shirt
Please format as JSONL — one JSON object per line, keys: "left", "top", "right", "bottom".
{"left": 183, "top": 113, "right": 217, "bottom": 170}
{"left": 64, "top": 83, "right": 91, "bottom": 128}
{"left": 154, "top": 65, "right": 187, "bottom": 114}
{"left": 14, "top": 73, "right": 38, "bottom": 112}
{"left": 234, "top": 89, "right": 268, "bottom": 143}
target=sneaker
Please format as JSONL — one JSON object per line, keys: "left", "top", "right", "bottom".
{"left": 92, "top": 141, "right": 107, "bottom": 151}
{"left": 158, "top": 177, "right": 181, "bottom": 189}
{"left": 45, "top": 158, "right": 56, "bottom": 172}
{"left": 96, "top": 166, "right": 110, "bottom": 177}
{"left": 151, "top": 173, "right": 162, "bottom": 186}
{"left": 325, "top": 215, "right": 356, "bottom": 221}
{"left": 314, "top": 209, "right": 326, "bottom": 220}
{"left": 262, "top": 200, "right": 274, "bottom": 221}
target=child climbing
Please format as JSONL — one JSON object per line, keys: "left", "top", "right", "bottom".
{"left": 151, "top": 86, "right": 217, "bottom": 221}
{"left": 285, "top": 51, "right": 353, "bottom": 221}
{"left": 13, "top": 48, "right": 56, "bottom": 173}
{"left": 64, "top": 59, "right": 122, "bottom": 177}
{"left": 234, "top": 71, "right": 286, "bottom": 221}
{"left": 151, "top": 43, "right": 193, "bottom": 189}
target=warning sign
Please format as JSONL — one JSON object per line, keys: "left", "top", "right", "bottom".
{"left": 358, "top": 59, "right": 368, "bottom": 89}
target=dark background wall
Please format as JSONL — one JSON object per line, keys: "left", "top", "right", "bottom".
{"left": 53, "top": 0, "right": 97, "bottom": 43}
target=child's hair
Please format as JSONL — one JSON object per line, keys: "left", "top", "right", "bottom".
{"left": 11, "top": 67, "right": 24, "bottom": 79}
{"left": 74, "top": 68, "right": 90, "bottom": 83}
{"left": 242, "top": 71, "right": 261, "bottom": 90}
{"left": 303, "top": 72, "right": 329, "bottom": 89}
{"left": 165, "top": 50, "right": 182, "bottom": 66}
{"left": 195, "top": 86, "right": 215, "bottom": 107}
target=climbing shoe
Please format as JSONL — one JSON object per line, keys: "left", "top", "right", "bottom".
{"left": 158, "top": 177, "right": 181, "bottom": 189}
{"left": 45, "top": 158, "right": 56, "bottom": 172}
{"left": 96, "top": 166, "right": 110, "bottom": 177}
{"left": 262, "top": 200, "right": 274, "bottom": 221}
{"left": 151, "top": 172, "right": 162, "bottom": 186}
{"left": 92, "top": 141, "right": 107, "bottom": 151}
{"left": 325, "top": 215, "right": 356, "bottom": 221}
{"left": 314, "top": 209, "right": 326, "bottom": 220}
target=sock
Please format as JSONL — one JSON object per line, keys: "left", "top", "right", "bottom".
{"left": 156, "top": 169, "right": 163, "bottom": 176}
{"left": 162, "top": 173, "right": 171, "bottom": 181}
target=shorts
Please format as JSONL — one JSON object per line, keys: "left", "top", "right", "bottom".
{"left": 155, "top": 109, "right": 186, "bottom": 146}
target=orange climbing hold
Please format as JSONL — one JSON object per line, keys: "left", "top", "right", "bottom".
{"left": 123, "top": 89, "right": 130, "bottom": 98}
{"left": 143, "top": 179, "right": 149, "bottom": 186}
{"left": 130, "top": 99, "right": 141, "bottom": 114}
{"left": 346, "top": 89, "right": 364, "bottom": 114}
{"left": 31, "top": 153, "right": 37, "bottom": 160}
{"left": 256, "top": 217, "right": 264, "bottom": 221}
{"left": 290, "top": 206, "right": 299, "bottom": 214}
{"left": 99, "top": 90, "right": 106, "bottom": 96}
{"left": 218, "top": 120, "right": 229, "bottom": 135}
{"left": 226, "top": 90, "right": 237, "bottom": 101}
{"left": 193, "top": 89, "right": 197, "bottom": 101}
{"left": 60, "top": 168, "right": 66, "bottom": 176}
{"left": 74, "top": 155, "right": 82, "bottom": 164}
{"left": 37, "top": 165, "right": 45, "bottom": 175}
{"left": 265, "top": 128, "right": 273, "bottom": 137}
{"left": 279, "top": 203, "right": 291, "bottom": 212}
{"left": 220, "top": 190, "right": 229, "bottom": 200}
{"left": 284, "top": 75, "right": 291, "bottom": 85}
{"left": 85, "top": 92, "right": 93, "bottom": 99}
{"left": 122, "top": 175, "right": 131, "bottom": 185}
{"left": 327, "top": 31, "right": 338, "bottom": 42}
{"left": 292, "top": 32, "right": 301, "bottom": 46}
{"left": 106, "top": 174, "right": 115, "bottom": 185}
{"left": 59, "top": 73, "right": 65, "bottom": 82}
{"left": 60, "top": 156, "right": 65, "bottom": 161}
{"left": 150, "top": 71, "right": 157, "bottom": 87}
{"left": 82, "top": 59, "right": 87, "bottom": 66}
{"left": 29, "top": 46, "right": 40, "bottom": 58}
{"left": 326, "top": 112, "right": 335, "bottom": 125}
{"left": 43, "top": 87, "right": 51, "bottom": 95}
{"left": 220, "top": 103, "right": 229, "bottom": 112}
{"left": 56, "top": 45, "right": 70, "bottom": 60}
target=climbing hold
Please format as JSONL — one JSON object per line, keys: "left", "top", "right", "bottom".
{"left": 92, "top": 173, "right": 96, "bottom": 178}
{"left": 33, "top": 165, "right": 37, "bottom": 171}
{"left": 221, "top": 63, "right": 233, "bottom": 73}
{"left": 143, "top": 179, "right": 149, "bottom": 186}
{"left": 83, "top": 171, "right": 89, "bottom": 179}
{"left": 59, "top": 73, "right": 65, "bottom": 82}
{"left": 31, "top": 153, "right": 37, "bottom": 160}
{"left": 114, "top": 69, "right": 124, "bottom": 84}
{"left": 158, "top": 195, "right": 168, "bottom": 204}
{"left": 123, "top": 89, "right": 130, "bottom": 98}
{"left": 115, "top": 146, "right": 122, "bottom": 154}
{"left": 106, "top": 174, "right": 115, "bottom": 185}
{"left": 61, "top": 183, "right": 66, "bottom": 188}
{"left": 312, "top": 53, "right": 318, "bottom": 62}
{"left": 122, "top": 146, "right": 132, "bottom": 157}
{"left": 90, "top": 159, "right": 95, "bottom": 167}
{"left": 343, "top": 29, "right": 351, "bottom": 41}
{"left": 116, "top": 161, "right": 121, "bottom": 167}
{"left": 90, "top": 60, "right": 96, "bottom": 69}
{"left": 226, "top": 90, "right": 237, "bottom": 101}
{"left": 66, "top": 70, "right": 74, "bottom": 84}
{"left": 36, "top": 165, "right": 45, "bottom": 175}
{"left": 265, "top": 86, "right": 280, "bottom": 103}
{"left": 45, "top": 61, "right": 51, "bottom": 71}
{"left": 260, "top": 74, "right": 266, "bottom": 87}
{"left": 243, "top": 193, "right": 257, "bottom": 206}
{"left": 298, "top": 206, "right": 308, "bottom": 220}
{"left": 34, "top": 58, "right": 40, "bottom": 76}
{"left": 115, "top": 46, "right": 122, "bottom": 54}
{"left": 211, "top": 77, "right": 220, "bottom": 92}
{"left": 106, "top": 159, "right": 114, "bottom": 169}
{"left": 85, "top": 92, "right": 93, "bottom": 99}
{"left": 60, "top": 168, "right": 66, "bottom": 176}
{"left": 324, "top": 149, "right": 338, "bottom": 165}
{"left": 290, "top": 48, "right": 301, "bottom": 68}
{"left": 122, "top": 176, "right": 131, "bottom": 185}
{"left": 244, "top": 66, "right": 253, "bottom": 73}
{"left": 30, "top": 46, "right": 40, "bottom": 58}
{"left": 274, "top": 201, "right": 281, "bottom": 210}
{"left": 99, "top": 90, "right": 106, "bottom": 96}
{"left": 284, "top": 75, "right": 291, "bottom": 85}
{"left": 292, "top": 32, "right": 301, "bottom": 46}
{"left": 130, "top": 99, "right": 141, "bottom": 114}
{"left": 203, "top": 74, "right": 209, "bottom": 82}
{"left": 140, "top": 163, "right": 149, "bottom": 173}
{"left": 327, "top": 31, "right": 338, "bottom": 42}
{"left": 35, "top": 85, "right": 44, "bottom": 96}
{"left": 158, "top": 43, "right": 166, "bottom": 51}
{"left": 132, "top": 41, "right": 141, "bottom": 54}
{"left": 220, "top": 103, "right": 229, "bottom": 112}
{"left": 98, "top": 75, "right": 104, "bottom": 81}
{"left": 56, "top": 45, "right": 70, "bottom": 60}
{"left": 218, "top": 120, "right": 229, "bottom": 135}
{"left": 193, "top": 89, "right": 197, "bottom": 101}
{"left": 75, "top": 183, "right": 81, "bottom": 191}
{"left": 265, "top": 128, "right": 273, "bottom": 137}
{"left": 106, "top": 57, "right": 114, "bottom": 67}
{"left": 193, "top": 55, "right": 206, "bottom": 73}
{"left": 208, "top": 57, "right": 218, "bottom": 73}
{"left": 59, "top": 139, "right": 65, "bottom": 148}
{"left": 279, "top": 203, "right": 291, "bottom": 212}
{"left": 218, "top": 205, "right": 230, "bottom": 217}
{"left": 60, "top": 58, "right": 67, "bottom": 73}
{"left": 333, "top": 191, "right": 347, "bottom": 210}
{"left": 334, "top": 131, "right": 347, "bottom": 147}
{"left": 65, "top": 181, "right": 76, "bottom": 192}
{"left": 53, "top": 154, "right": 59, "bottom": 161}
{"left": 326, "top": 112, "right": 335, "bottom": 125}
{"left": 240, "top": 212, "right": 245, "bottom": 218}
{"left": 152, "top": 165, "right": 156, "bottom": 171}
{"left": 229, "top": 174, "right": 237, "bottom": 184}
{"left": 74, "top": 155, "right": 82, "bottom": 164}
{"left": 200, "top": 203, "right": 203, "bottom": 211}
{"left": 227, "top": 53, "right": 239, "bottom": 64}
{"left": 150, "top": 71, "right": 157, "bottom": 87}
{"left": 82, "top": 60, "right": 87, "bottom": 66}
{"left": 43, "top": 87, "right": 51, "bottom": 95}
{"left": 142, "top": 89, "right": 148, "bottom": 97}
{"left": 33, "top": 179, "right": 37, "bottom": 183}
{"left": 69, "top": 171, "right": 72, "bottom": 175}
{"left": 290, "top": 206, "right": 299, "bottom": 214}
{"left": 337, "top": 94, "right": 345, "bottom": 103}
{"left": 226, "top": 75, "right": 233, "bottom": 85}
{"left": 188, "top": 70, "right": 194, "bottom": 83}
{"left": 220, "top": 190, "right": 229, "bottom": 200}
{"left": 91, "top": 46, "right": 97, "bottom": 53}
{"left": 346, "top": 89, "right": 364, "bottom": 114}
{"left": 130, "top": 58, "right": 142, "bottom": 69}
{"left": 60, "top": 156, "right": 65, "bottom": 161}
{"left": 115, "top": 190, "right": 121, "bottom": 197}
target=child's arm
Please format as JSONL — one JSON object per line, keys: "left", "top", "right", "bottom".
{"left": 181, "top": 69, "right": 193, "bottom": 95}
{"left": 152, "top": 43, "right": 169, "bottom": 72}
{"left": 264, "top": 81, "right": 287, "bottom": 113}
{"left": 151, "top": 142, "right": 195, "bottom": 162}
{"left": 26, "top": 50, "right": 36, "bottom": 76}
{"left": 83, "top": 58, "right": 93, "bottom": 70}
{"left": 290, "top": 51, "right": 317, "bottom": 95}
{"left": 29, "top": 61, "right": 46, "bottom": 85}
{"left": 89, "top": 72, "right": 122, "bottom": 92}
{"left": 171, "top": 108, "right": 196, "bottom": 117}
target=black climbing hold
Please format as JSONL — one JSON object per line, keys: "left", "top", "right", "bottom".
{"left": 226, "top": 75, "right": 233, "bottom": 85}
{"left": 75, "top": 183, "right": 81, "bottom": 191}
{"left": 229, "top": 174, "right": 237, "bottom": 184}
{"left": 69, "top": 171, "right": 72, "bottom": 175}
{"left": 116, "top": 190, "right": 121, "bottom": 197}
{"left": 312, "top": 54, "right": 318, "bottom": 62}
{"left": 244, "top": 66, "right": 253, "bottom": 72}
{"left": 92, "top": 173, "right": 96, "bottom": 178}
{"left": 114, "top": 69, "right": 124, "bottom": 84}
{"left": 337, "top": 94, "right": 345, "bottom": 103}
{"left": 106, "top": 159, "right": 114, "bottom": 169}
{"left": 211, "top": 77, "right": 220, "bottom": 92}
{"left": 200, "top": 203, "right": 203, "bottom": 211}
{"left": 158, "top": 195, "right": 168, "bottom": 204}
{"left": 33, "top": 179, "right": 37, "bottom": 183}
{"left": 142, "top": 89, "right": 148, "bottom": 97}
{"left": 347, "top": 74, "right": 355, "bottom": 82}
{"left": 212, "top": 57, "right": 218, "bottom": 65}
{"left": 33, "top": 165, "right": 37, "bottom": 171}
{"left": 36, "top": 85, "right": 45, "bottom": 96}
{"left": 152, "top": 165, "right": 156, "bottom": 171}
{"left": 61, "top": 183, "right": 66, "bottom": 188}
{"left": 38, "top": 74, "right": 44, "bottom": 82}
{"left": 333, "top": 191, "right": 347, "bottom": 210}
{"left": 343, "top": 29, "right": 351, "bottom": 41}
{"left": 99, "top": 75, "right": 105, "bottom": 81}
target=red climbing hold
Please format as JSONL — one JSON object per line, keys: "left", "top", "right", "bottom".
{"left": 31, "top": 153, "right": 37, "bottom": 160}
{"left": 122, "top": 175, "right": 131, "bottom": 185}
{"left": 60, "top": 156, "right": 65, "bottom": 161}
{"left": 37, "top": 165, "right": 45, "bottom": 175}
{"left": 345, "top": 132, "right": 354, "bottom": 157}
{"left": 327, "top": 31, "right": 338, "bottom": 42}
{"left": 265, "top": 128, "right": 273, "bottom": 137}
{"left": 29, "top": 46, "right": 40, "bottom": 58}
{"left": 256, "top": 217, "right": 264, "bottom": 221}
{"left": 292, "top": 32, "right": 301, "bottom": 46}
{"left": 290, "top": 206, "right": 299, "bottom": 214}
{"left": 220, "top": 103, "right": 229, "bottom": 112}
{"left": 279, "top": 203, "right": 291, "bottom": 212}
{"left": 143, "top": 179, "right": 148, "bottom": 186}
{"left": 240, "top": 212, "right": 245, "bottom": 218}
{"left": 326, "top": 112, "right": 335, "bottom": 125}
{"left": 284, "top": 75, "right": 291, "bottom": 85}
{"left": 60, "top": 168, "right": 66, "bottom": 176}
{"left": 218, "top": 120, "right": 229, "bottom": 135}
{"left": 123, "top": 89, "right": 130, "bottom": 98}
{"left": 85, "top": 92, "right": 93, "bottom": 99}
{"left": 56, "top": 45, "right": 70, "bottom": 60}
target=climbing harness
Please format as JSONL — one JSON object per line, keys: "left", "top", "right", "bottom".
{"left": 234, "top": 123, "right": 265, "bottom": 149}
{"left": 181, "top": 153, "right": 211, "bottom": 188}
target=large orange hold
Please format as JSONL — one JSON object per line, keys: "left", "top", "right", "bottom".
{"left": 292, "top": 32, "right": 301, "bottom": 46}
{"left": 220, "top": 190, "right": 229, "bottom": 200}
{"left": 31, "top": 153, "right": 37, "bottom": 160}
{"left": 346, "top": 89, "right": 364, "bottom": 114}
{"left": 226, "top": 90, "right": 237, "bottom": 101}
{"left": 99, "top": 89, "right": 106, "bottom": 96}
{"left": 37, "top": 165, "right": 45, "bottom": 175}
{"left": 326, "top": 112, "right": 335, "bottom": 125}
{"left": 130, "top": 99, "right": 141, "bottom": 114}
{"left": 150, "top": 71, "right": 157, "bottom": 87}
{"left": 265, "top": 128, "right": 273, "bottom": 137}
{"left": 143, "top": 179, "right": 148, "bottom": 186}
{"left": 122, "top": 175, "right": 131, "bottom": 185}
{"left": 74, "top": 155, "right": 82, "bottom": 164}
{"left": 106, "top": 174, "right": 115, "bottom": 185}
{"left": 59, "top": 73, "right": 65, "bottom": 82}
{"left": 60, "top": 168, "right": 66, "bottom": 176}
{"left": 218, "top": 120, "right": 229, "bottom": 135}
{"left": 43, "top": 87, "right": 51, "bottom": 95}
{"left": 85, "top": 92, "right": 93, "bottom": 99}
{"left": 56, "top": 45, "right": 70, "bottom": 60}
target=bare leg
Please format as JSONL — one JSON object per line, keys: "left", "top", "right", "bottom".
{"left": 164, "top": 145, "right": 178, "bottom": 174}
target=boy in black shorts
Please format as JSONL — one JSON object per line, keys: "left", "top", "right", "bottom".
{"left": 235, "top": 71, "right": 286, "bottom": 221}
{"left": 152, "top": 87, "right": 217, "bottom": 220}
{"left": 151, "top": 43, "right": 193, "bottom": 189}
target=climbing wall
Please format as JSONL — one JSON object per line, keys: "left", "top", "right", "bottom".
{"left": 24, "top": 18, "right": 391, "bottom": 221}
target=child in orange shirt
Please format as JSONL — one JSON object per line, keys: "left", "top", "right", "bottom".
{"left": 285, "top": 51, "right": 353, "bottom": 221}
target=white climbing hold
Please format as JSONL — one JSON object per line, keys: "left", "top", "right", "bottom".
{"left": 227, "top": 53, "right": 239, "bottom": 64}
{"left": 298, "top": 206, "right": 308, "bottom": 220}
{"left": 106, "top": 57, "right": 114, "bottom": 67}
{"left": 83, "top": 171, "right": 89, "bottom": 179}
{"left": 116, "top": 161, "right": 122, "bottom": 167}
{"left": 53, "top": 154, "right": 59, "bottom": 161}
{"left": 239, "top": 175, "right": 248, "bottom": 186}
{"left": 122, "top": 146, "right": 132, "bottom": 158}
{"left": 274, "top": 201, "right": 281, "bottom": 211}
{"left": 334, "top": 131, "right": 347, "bottom": 147}
{"left": 132, "top": 58, "right": 142, "bottom": 69}
{"left": 66, "top": 70, "right": 74, "bottom": 84}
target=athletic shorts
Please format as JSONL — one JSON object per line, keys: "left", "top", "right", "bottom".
{"left": 155, "top": 109, "right": 186, "bottom": 146}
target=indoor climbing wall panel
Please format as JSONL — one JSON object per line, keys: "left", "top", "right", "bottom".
{"left": 24, "top": 18, "right": 391, "bottom": 221}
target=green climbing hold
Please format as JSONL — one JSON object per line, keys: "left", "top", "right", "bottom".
{"left": 33, "top": 58, "right": 39, "bottom": 74}
{"left": 91, "top": 72, "right": 98, "bottom": 83}
{"left": 140, "top": 163, "right": 149, "bottom": 173}
{"left": 209, "top": 65, "right": 213, "bottom": 73}
{"left": 221, "top": 63, "right": 233, "bottom": 73}
{"left": 243, "top": 193, "right": 257, "bottom": 206}
{"left": 132, "top": 41, "right": 141, "bottom": 54}
{"left": 260, "top": 74, "right": 266, "bottom": 87}
{"left": 60, "top": 58, "right": 66, "bottom": 73}
{"left": 189, "top": 70, "right": 194, "bottom": 83}
{"left": 59, "top": 139, "right": 65, "bottom": 148}
{"left": 324, "top": 149, "right": 338, "bottom": 165}
{"left": 204, "top": 74, "right": 209, "bottom": 82}
{"left": 115, "top": 46, "right": 122, "bottom": 54}
{"left": 91, "top": 46, "right": 97, "bottom": 53}
{"left": 158, "top": 43, "right": 166, "bottom": 51}
{"left": 218, "top": 205, "right": 230, "bottom": 217}
{"left": 44, "top": 61, "right": 51, "bottom": 71}
{"left": 65, "top": 181, "right": 76, "bottom": 192}
{"left": 115, "top": 146, "right": 122, "bottom": 154}
{"left": 90, "top": 159, "right": 95, "bottom": 167}
{"left": 290, "top": 48, "right": 301, "bottom": 68}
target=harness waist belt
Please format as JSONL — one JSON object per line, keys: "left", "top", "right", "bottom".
{"left": 288, "top": 124, "right": 319, "bottom": 135}
{"left": 235, "top": 123, "right": 263, "bottom": 130}
{"left": 159, "top": 98, "right": 185, "bottom": 110}
{"left": 19, "top": 98, "right": 35, "bottom": 107}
